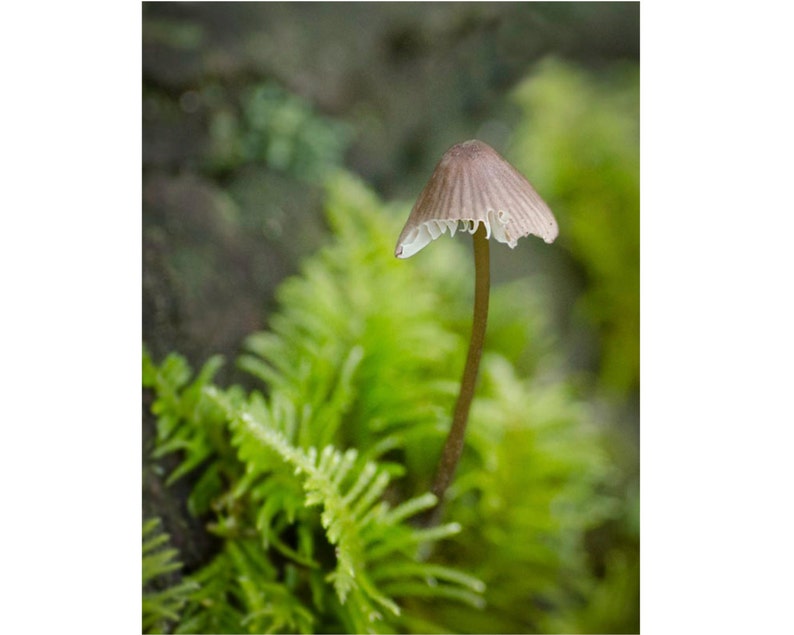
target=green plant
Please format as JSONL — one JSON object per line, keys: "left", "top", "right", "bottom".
{"left": 142, "top": 518, "right": 199, "bottom": 634}
{"left": 205, "top": 82, "right": 351, "bottom": 181}
{"left": 143, "top": 170, "right": 634, "bottom": 633}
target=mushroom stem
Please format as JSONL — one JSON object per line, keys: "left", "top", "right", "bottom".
{"left": 429, "top": 223, "right": 490, "bottom": 517}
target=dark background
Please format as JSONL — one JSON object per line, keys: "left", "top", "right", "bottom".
{"left": 143, "top": 1, "right": 638, "bottom": 371}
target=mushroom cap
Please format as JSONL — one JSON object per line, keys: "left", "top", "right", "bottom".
{"left": 395, "top": 139, "right": 558, "bottom": 258}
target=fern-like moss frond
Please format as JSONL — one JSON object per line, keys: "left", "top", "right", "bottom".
{"left": 206, "top": 385, "right": 484, "bottom": 632}
{"left": 174, "top": 539, "right": 316, "bottom": 635}
{"left": 143, "top": 348, "right": 228, "bottom": 487}
{"left": 142, "top": 518, "right": 198, "bottom": 634}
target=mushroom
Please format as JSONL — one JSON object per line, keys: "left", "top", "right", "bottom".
{"left": 395, "top": 139, "right": 558, "bottom": 520}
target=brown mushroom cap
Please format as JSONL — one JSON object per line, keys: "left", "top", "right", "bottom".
{"left": 395, "top": 139, "right": 558, "bottom": 258}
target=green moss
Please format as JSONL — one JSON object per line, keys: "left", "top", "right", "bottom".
{"left": 144, "top": 166, "right": 637, "bottom": 632}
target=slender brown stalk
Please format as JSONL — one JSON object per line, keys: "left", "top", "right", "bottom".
{"left": 425, "top": 224, "right": 490, "bottom": 523}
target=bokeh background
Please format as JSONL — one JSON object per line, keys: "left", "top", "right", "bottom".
{"left": 143, "top": 2, "right": 639, "bottom": 632}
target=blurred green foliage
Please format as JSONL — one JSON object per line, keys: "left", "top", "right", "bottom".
{"left": 206, "top": 83, "right": 352, "bottom": 180}
{"left": 143, "top": 170, "right": 638, "bottom": 633}
{"left": 511, "top": 59, "right": 640, "bottom": 397}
